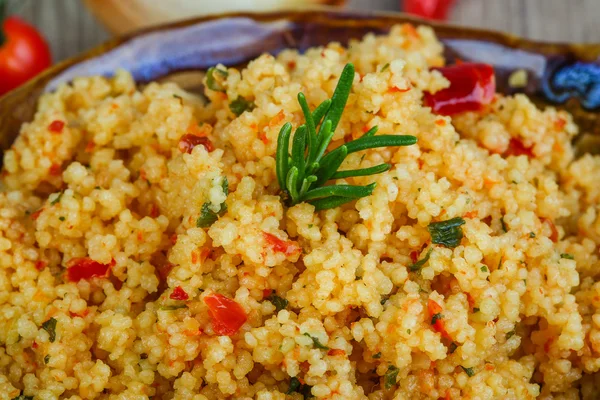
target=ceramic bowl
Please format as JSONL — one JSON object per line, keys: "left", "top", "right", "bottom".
{"left": 1, "top": 9, "right": 599, "bottom": 155}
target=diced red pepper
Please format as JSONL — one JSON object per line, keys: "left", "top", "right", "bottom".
{"left": 48, "top": 120, "right": 65, "bottom": 133}
{"left": 49, "top": 163, "right": 62, "bottom": 176}
{"left": 35, "top": 260, "right": 47, "bottom": 271}
{"left": 424, "top": 63, "right": 495, "bottom": 116}
{"left": 410, "top": 250, "right": 419, "bottom": 264}
{"left": 66, "top": 257, "right": 112, "bottom": 282}
{"left": 541, "top": 218, "right": 559, "bottom": 242}
{"left": 263, "top": 288, "right": 273, "bottom": 298}
{"left": 404, "top": 0, "right": 456, "bottom": 20}
{"left": 170, "top": 286, "right": 189, "bottom": 301}
{"left": 262, "top": 232, "right": 301, "bottom": 257}
{"left": 427, "top": 299, "right": 451, "bottom": 339}
{"left": 505, "top": 138, "right": 534, "bottom": 158}
{"left": 178, "top": 134, "right": 214, "bottom": 154}
{"left": 157, "top": 262, "right": 174, "bottom": 281}
{"left": 327, "top": 349, "right": 346, "bottom": 356}
{"left": 204, "top": 293, "right": 247, "bottom": 336}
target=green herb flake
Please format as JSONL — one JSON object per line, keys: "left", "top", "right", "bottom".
{"left": 303, "top": 333, "right": 329, "bottom": 350}
{"left": 286, "top": 376, "right": 313, "bottom": 398}
{"left": 461, "top": 366, "right": 475, "bottom": 377}
{"left": 384, "top": 365, "right": 399, "bottom": 389}
{"left": 449, "top": 342, "right": 458, "bottom": 354}
{"left": 481, "top": 265, "right": 488, "bottom": 272}
{"left": 428, "top": 217, "right": 465, "bottom": 248}
{"left": 373, "top": 352, "right": 382, "bottom": 359}
{"left": 409, "top": 248, "right": 432, "bottom": 272}
{"left": 173, "top": 94, "right": 183, "bottom": 100}
{"left": 159, "top": 304, "right": 188, "bottom": 311}
{"left": 229, "top": 96, "right": 255, "bottom": 116}
{"left": 407, "top": 329, "right": 411, "bottom": 334}
{"left": 500, "top": 216, "right": 507, "bottom": 232}
{"left": 473, "top": 307, "right": 480, "bottom": 313}
{"left": 196, "top": 179, "right": 229, "bottom": 228}
{"left": 206, "top": 67, "right": 228, "bottom": 92}
{"left": 431, "top": 313, "right": 443, "bottom": 325}
{"left": 42, "top": 317, "right": 57, "bottom": 343}
{"left": 50, "top": 192, "right": 63, "bottom": 206}
{"left": 308, "top": 224, "right": 313, "bottom": 228}
{"left": 506, "top": 330, "right": 516, "bottom": 339}
{"left": 529, "top": 232, "right": 536, "bottom": 238}
{"left": 560, "top": 253, "right": 575, "bottom": 260}
{"left": 11, "top": 394, "right": 33, "bottom": 400}
{"left": 44, "top": 355, "right": 50, "bottom": 364}
{"left": 59, "top": 216, "right": 65, "bottom": 221}
{"left": 381, "top": 63, "right": 390, "bottom": 72}
{"left": 267, "top": 293, "right": 289, "bottom": 312}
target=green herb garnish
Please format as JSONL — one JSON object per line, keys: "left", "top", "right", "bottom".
{"left": 500, "top": 216, "right": 507, "bottom": 232}
{"left": 267, "top": 293, "right": 289, "bottom": 312}
{"left": 275, "top": 63, "right": 417, "bottom": 211}
{"left": 409, "top": 248, "right": 432, "bottom": 272}
{"left": 448, "top": 342, "right": 458, "bottom": 354}
{"left": 506, "top": 330, "right": 516, "bottom": 339}
{"left": 373, "top": 352, "right": 382, "bottom": 359}
{"left": 206, "top": 67, "right": 228, "bottom": 92}
{"left": 11, "top": 394, "right": 33, "bottom": 400}
{"left": 287, "top": 377, "right": 313, "bottom": 398}
{"left": 381, "top": 63, "right": 390, "bottom": 72}
{"left": 159, "top": 304, "right": 188, "bottom": 311}
{"left": 44, "top": 354, "right": 50, "bottom": 364}
{"left": 50, "top": 192, "right": 63, "bottom": 206}
{"left": 59, "top": 216, "right": 65, "bottom": 221}
{"left": 560, "top": 253, "right": 574, "bottom": 260}
{"left": 384, "top": 365, "right": 399, "bottom": 389}
{"left": 473, "top": 307, "right": 480, "bottom": 313}
{"left": 428, "top": 217, "right": 465, "bottom": 248}
{"left": 303, "top": 333, "right": 329, "bottom": 350}
{"left": 230, "top": 96, "right": 255, "bottom": 116}
{"left": 431, "top": 313, "right": 443, "bottom": 325}
{"left": 481, "top": 265, "right": 488, "bottom": 272}
{"left": 461, "top": 366, "right": 475, "bottom": 377}
{"left": 196, "top": 177, "right": 228, "bottom": 228}
{"left": 42, "top": 317, "right": 57, "bottom": 343}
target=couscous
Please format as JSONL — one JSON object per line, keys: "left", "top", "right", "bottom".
{"left": 0, "top": 24, "right": 599, "bottom": 399}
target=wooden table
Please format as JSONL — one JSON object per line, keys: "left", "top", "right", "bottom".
{"left": 13, "top": 0, "right": 600, "bottom": 63}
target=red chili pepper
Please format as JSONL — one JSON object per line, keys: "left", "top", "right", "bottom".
{"left": 48, "top": 120, "right": 64, "bottom": 134}
{"left": 410, "top": 250, "right": 419, "bottom": 264}
{"left": 0, "top": 9, "right": 52, "bottom": 96}
{"left": 170, "top": 286, "right": 189, "bottom": 301}
{"left": 541, "top": 218, "right": 559, "bottom": 242}
{"left": 505, "top": 138, "right": 534, "bottom": 158}
{"left": 424, "top": 63, "right": 495, "bottom": 116}
{"left": 178, "top": 134, "right": 214, "bottom": 154}
{"left": 34, "top": 260, "right": 47, "bottom": 271}
{"left": 204, "top": 293, "right": 247, "bottom": 336}
{"left": 262, "top": 232, "right": 301, "bottom": 257}
{"left": 327, "top": 349, "right": 346, "bottom": 356}
{"left": 66, "top": 257, "right": 112, "bottom": 282}
{"left": 404, "top": 0, "right": 456, "bottom": 20}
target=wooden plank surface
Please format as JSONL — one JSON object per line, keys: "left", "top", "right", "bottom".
{"left": 13, "top": 0, "right": 600, "bottom": 63}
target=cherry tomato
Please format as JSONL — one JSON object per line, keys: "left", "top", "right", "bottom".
{"left": 204, "top": 293, "right": 247, "bottom": 336}
{"left": 0, "top": 16, "right": 52, "bottom": 96}
{"left": 424, "top": 63, "right": 495, "bottom": 116}
{"left": 263, "top": 232, "right": 301, "bottom": 257}
{"left": 404, "top": 0, "right": 456, "bottom": 20}
{"left": 66, "top": 257, "right": 112, "bottom": 282}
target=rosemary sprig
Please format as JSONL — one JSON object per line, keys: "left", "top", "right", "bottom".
{"left": 276, "top": 63, "right": 417, "bottom": 210}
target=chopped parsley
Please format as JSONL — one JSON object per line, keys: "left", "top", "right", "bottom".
{"left": 529, "top": 232, "right": 536, "bottom": 238}
{"left": 409, "top": 248, "right": 432, "bottom": 272}
{"left": 267, "top": 293, "right": 288, "bottom": 312}
{"left": 448, "top": 342, "right": 458, "bottom": 354}
{"left": 159, "top": 304, "right": 188, "bottom": 311}
{"left": 473, "top": 307, "right": 480, "bottom": 313}
{"left": 384, "top": 365, "right": 399, "bottom": 389}
{"left": 303, "top": 333, "right": 329, "bottom": 350}
{"left": 560, "top": 253, "right": 574, "bottom": 260}
{"left": 59, "top": 216, "right": 65, "bottom": 221}
{"left": 42, "top": 317, "right": 57, "bottom": 343}
{"left": 481, "top": 265, "right": 488, "bottom": 272}
{"left": 381, "top": 63, "right": 390, "bottom": 72}
{"left": 173, "top": 94, "right": 183, "bottom": 100}
{"left": 506, "top": 330, "right": 516, "bottom": 339}
{"left": 461, "top": 366, "right": 475, "bottom": 377}
{"left": 229, "top": 96, "right": 255, "bottom": 116}
{"left": 431, "top": 313, "right": 443, "bottom": 325}
{"left": 373, "top": 352, "right": 382, "bottom": 359}
{"left": 286, "top": 376, "right": 313, "bottom": 398}
{"left": 11, "top": 394, "right": 33, "bottom": 400}
{"left": 428, "top": 217, "right": 465, "bottom": 248}
{"left": 500, "top": 216, "right": 507, "bottom": 232}
{"left": 196, "top": 177, "right": 229, "bottom": 228}
{"left": 44, "top": 354, "right": 50, "bottom": 364}
{"left": 50, "top": 192, "right": 63, "bottom": 206}
{"left": 206, "top": 67, "right": 228, "bottom": 92}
